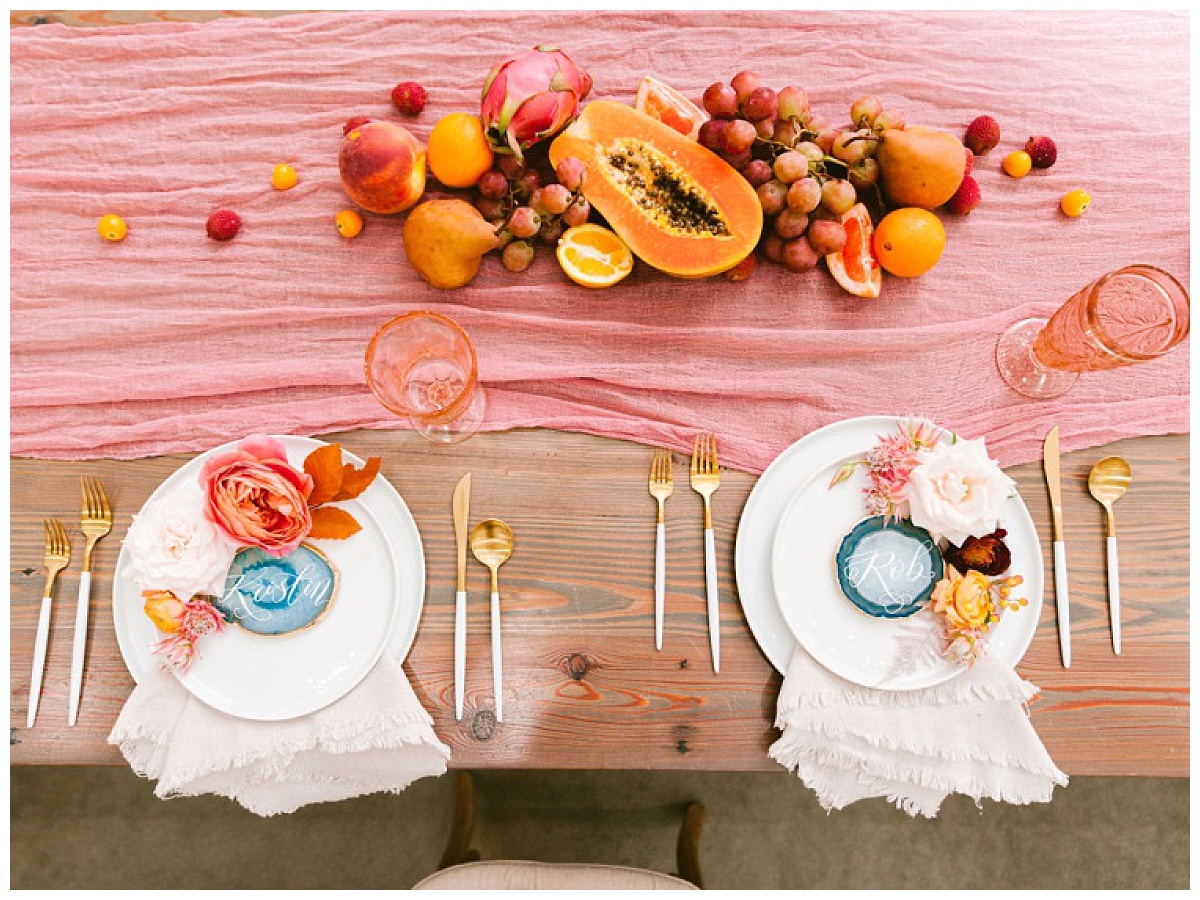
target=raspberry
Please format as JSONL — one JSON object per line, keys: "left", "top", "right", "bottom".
{"left": 342, "top": 115, "right": 372, "bottom": 136}
{"left": 391, "top": 81, "right": 426, "bottom": 116}
{"left": 945, "top": 175, "right": 981, "bottom": 215}
{"left": 205, "top": 209, "right": 241, "bottom": 241}
{"left": 963, "top": 147, "right": 974, "bottom": 176}
{"left": 1025, "top": 135, "right": 1058, "bottom": 169}
{"left": 963, "top": 115, "right": 1000, "bottom": 155}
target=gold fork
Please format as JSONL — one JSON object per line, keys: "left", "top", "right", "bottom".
{"left": 28, "top": 519, "right": 70, "bottom": 729}
{"left": 649, "top": 448, "right": 674, "bottom": 651}
{"left": 690, "top": 433, "right": 721, "bottom": 673}
{"left": 70, "top": 476, "right": 113, "bottom": 726}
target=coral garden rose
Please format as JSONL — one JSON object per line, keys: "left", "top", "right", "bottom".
{"left": 931, "top": 567, "right": 993, "bottom": 630}
{"left": 200, "top": 434, "right": 314, "bottom": 556}
{"left": 907, "top": 437, "right": 1015, "bottom": 546}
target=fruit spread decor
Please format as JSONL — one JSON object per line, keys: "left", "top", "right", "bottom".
{"left": 550, "top": 101, "right": 762, "bottom": 278}
{"left": 316, "top": 45, "right": 1079, "bottom": 295}
{"left": 829, "top": 419, "right": 1028, "bottom": 665}
{"left": 121, "top": 436, "right": 381, "bottom": 671}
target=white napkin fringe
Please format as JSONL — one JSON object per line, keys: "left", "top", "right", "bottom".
{"left": 774, "top": 674, "right": 1039, "bottom": 713}
{"left": 771, "top": 646, "right": 1068, "bottom": 817}
{"left": 108, "top": 653, "right": 451, "bottom": 817}
{"left": 773, "top": 714, "right": 1069, "bottom": 780}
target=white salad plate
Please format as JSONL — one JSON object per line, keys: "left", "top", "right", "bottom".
{"left": 735, "top": 416, "right": 1042, "bottom": 689}
{"left": 112, "top": 435, "right": 425, "bottom": 721}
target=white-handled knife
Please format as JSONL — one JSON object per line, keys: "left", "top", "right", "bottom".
{"left": 452, "top": 473, "right": 471, "bottom": 720}
{"left": 1043, "top": 426, "right": 1070, "bottom": 668}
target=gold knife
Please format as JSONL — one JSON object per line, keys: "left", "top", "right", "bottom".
{"left": 1043, "top": 426, "right": 1070, "bottom": 668}
{"left": 452, "top": 473, "right": 472, "bottom": 719}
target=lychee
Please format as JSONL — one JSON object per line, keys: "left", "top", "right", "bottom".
{"left": 964, "top": 115, "right": 1000, "bottom": 155}
{"left": 1025, "top": 135, "right": 1058, "bottom": 169}
{"left": 945, "top": 176, "right": 981, "bottom": 215}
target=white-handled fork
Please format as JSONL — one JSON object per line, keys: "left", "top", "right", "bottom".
{"left": 29, "top": 519, "right": 69, "bottom": 729}
{"left": 648, "top": 448, "right": 674, "bottom": 651}
{"left": 690, "top": 434, "right": 721, "bottom": 674}
{"left": 69, "top": 476, "right": 111, "bottom": 727}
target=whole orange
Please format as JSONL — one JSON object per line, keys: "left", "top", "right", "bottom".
{"left": 427, "top": 113, "right": 494, "bottom": 188}
{"left": 872, "top": 208, "right": 946, "bottom": 278}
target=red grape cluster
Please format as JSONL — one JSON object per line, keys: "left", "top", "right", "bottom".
{"left": 472, "top": 155, "right": 591, "bottom": 273}
{"left": 700, "top": 72, "right": 906, "bottom": 276}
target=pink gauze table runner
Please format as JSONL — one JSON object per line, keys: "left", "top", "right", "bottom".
{"left": 10, "top": 11, "right": 1189, "bottom": 472}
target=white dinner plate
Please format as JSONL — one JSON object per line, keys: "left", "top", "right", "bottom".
{"left": 112, "top": 435, "right": 425, "bottom": 720}
{"left": 735, "top": 416, "right": 1042, "bottom": 687}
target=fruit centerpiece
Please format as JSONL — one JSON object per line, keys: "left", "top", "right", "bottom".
{"left": 327, "top": 45, "right": 1071, "bottom": 298}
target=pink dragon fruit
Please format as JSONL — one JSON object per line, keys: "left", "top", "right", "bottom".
{"left": 480, "top": 45, "right": 593, "bottom": 159}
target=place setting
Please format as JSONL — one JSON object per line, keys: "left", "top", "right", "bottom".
{"left": 105, "top": 434, "right": 449, "bottom": 816}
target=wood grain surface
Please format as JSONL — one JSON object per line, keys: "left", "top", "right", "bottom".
{"left": 9, "top": 428, "right": 1189, "bottom": 775}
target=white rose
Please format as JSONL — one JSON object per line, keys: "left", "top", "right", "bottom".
{"left": 122, "top": 487, "right": 237, "bottom": 600}
{"left": 907, "top": 437, "right": 1016, "bottom": 546}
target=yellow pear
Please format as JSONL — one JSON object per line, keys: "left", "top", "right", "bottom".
{"left": 877, "top": 126, "right": 966, "bottom": 210}
{"left": 402, "top": 199, "right": 499, "bottom": 290}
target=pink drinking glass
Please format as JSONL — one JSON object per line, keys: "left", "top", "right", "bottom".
{"left": 996, "top": 265, "right": 1190, "bottom": 399}
{"left": 365, "top": 312, "right": 486, "bottom": 443}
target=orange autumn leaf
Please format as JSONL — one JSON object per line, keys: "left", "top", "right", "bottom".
{"left": 304, "top": 443, "right": 345, "bottom": 507}
{"left": 307, "top": 505, "right": 362, "bottom": 540}
{"left": 335, "top": 456, "right": 382, "bottom": 502}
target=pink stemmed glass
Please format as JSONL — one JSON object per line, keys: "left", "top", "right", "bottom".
{"left": 365, "top": 312, "right": 486, "bottom": 443}
{"left": 996, "top": 265, "right": 1190, "bottom": 399}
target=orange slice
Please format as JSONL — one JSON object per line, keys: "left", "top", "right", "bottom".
{"left": 634, "top": 75, "right": 708, "bottom": 140}
{"left": 826, "top": 203, "right": 883, "bottom": 298}
{"left": 556, "top": 224, "right": 634, "bottom": 288}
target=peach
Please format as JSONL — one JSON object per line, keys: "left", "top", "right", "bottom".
{"left": 338, "top": 121, "right": 426, "bottom": 214}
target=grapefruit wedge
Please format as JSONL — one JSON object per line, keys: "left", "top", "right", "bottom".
{"left": 634, "top": 75, "right": 708, "bottom": 140}
{"left": 826, "top": 203, "right": 883, "bottom": 298}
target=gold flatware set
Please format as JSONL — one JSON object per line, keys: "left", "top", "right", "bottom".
{"left": 452, "top": 473, "right": 515, "bottom": 722}
{"left": 648, "top": 434, "right": 722, "bottom": 673}
{"left": 27, "top": 477, "right": 111, "bottom": 728}
{"left": 1043, "top": 426, "right": 1132, "bottom": 666}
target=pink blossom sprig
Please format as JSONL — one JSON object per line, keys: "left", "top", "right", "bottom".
{"left": 829, "top": 418, "right": 943, "bottom": 523}
{"left": 151, "top": 597, "right": 226, "bottom": 673}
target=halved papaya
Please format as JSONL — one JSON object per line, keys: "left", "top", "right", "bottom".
{"left": 549, "top": 101, "right": 762, "bottom": 278}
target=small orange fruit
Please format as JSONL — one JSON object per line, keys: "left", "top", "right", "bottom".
{"left": 272, "top": 163, "right": 298, "bottom": 190}
{"left": 825, "top": 203, "right": 882, "bottom": 298}
{"left": 634, "top": 75, "right": 708, "bottom": 140}
{"left": 427, "top": 113, "right": 494, "bottom": 188}
{"left": 335, "top": 209, "right": 364, "bottom": 238}
{"left": 97, "top": 213, "right": 127, "bottom": 242}
{"left": 556, "top": 224, "right": 634, "bottom": 288}
{"left": 1060, "top": 190, "right": 1091, "bottom": 218}
{"left": 1002, "top": 150, "right": 1032, "bottom": 178}
{"left": 872, "top": 207, "right": 946, "bottom": 278}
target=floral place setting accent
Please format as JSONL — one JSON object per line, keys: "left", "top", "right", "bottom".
{"left": 736, "top": 415, "right": 1066, "bottom": 817}
{"left": 107, "top": 434, "right": 449, "bottom": 817}
{"left": 125, "top": 435, "right": 381, "bottom": 669}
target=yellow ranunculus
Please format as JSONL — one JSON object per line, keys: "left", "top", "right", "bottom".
{"left": 931, "top": 568, "right": 992, "bottom": 629}
{"left": 143, "top": 589, "right": 186, "bottom": 634}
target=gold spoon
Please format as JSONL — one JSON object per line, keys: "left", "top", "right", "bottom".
{"left": 1087, "top": 457, "right": 1132, "bottom": 655}
{"left": 471, "top": 519, "right": 514, "bottom": 722}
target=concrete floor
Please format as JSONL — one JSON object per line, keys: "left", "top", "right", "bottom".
{"left": 8, "top": 767, "right": 1188, "bottom": 889}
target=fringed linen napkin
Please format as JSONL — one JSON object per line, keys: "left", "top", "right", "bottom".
{"left": 770, "top": 646, "right": 1068, "bottom": 817}
{"left": 109, "top": 653, "right": 450, "bottom": 817}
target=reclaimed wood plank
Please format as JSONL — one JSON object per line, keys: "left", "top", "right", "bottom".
{"left": 8, "top": 429, "right": 1189, "bottom": 775}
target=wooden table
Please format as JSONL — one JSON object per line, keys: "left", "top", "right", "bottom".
{"left": 9, "top": 429, "right": 1189, "bottom": 776}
